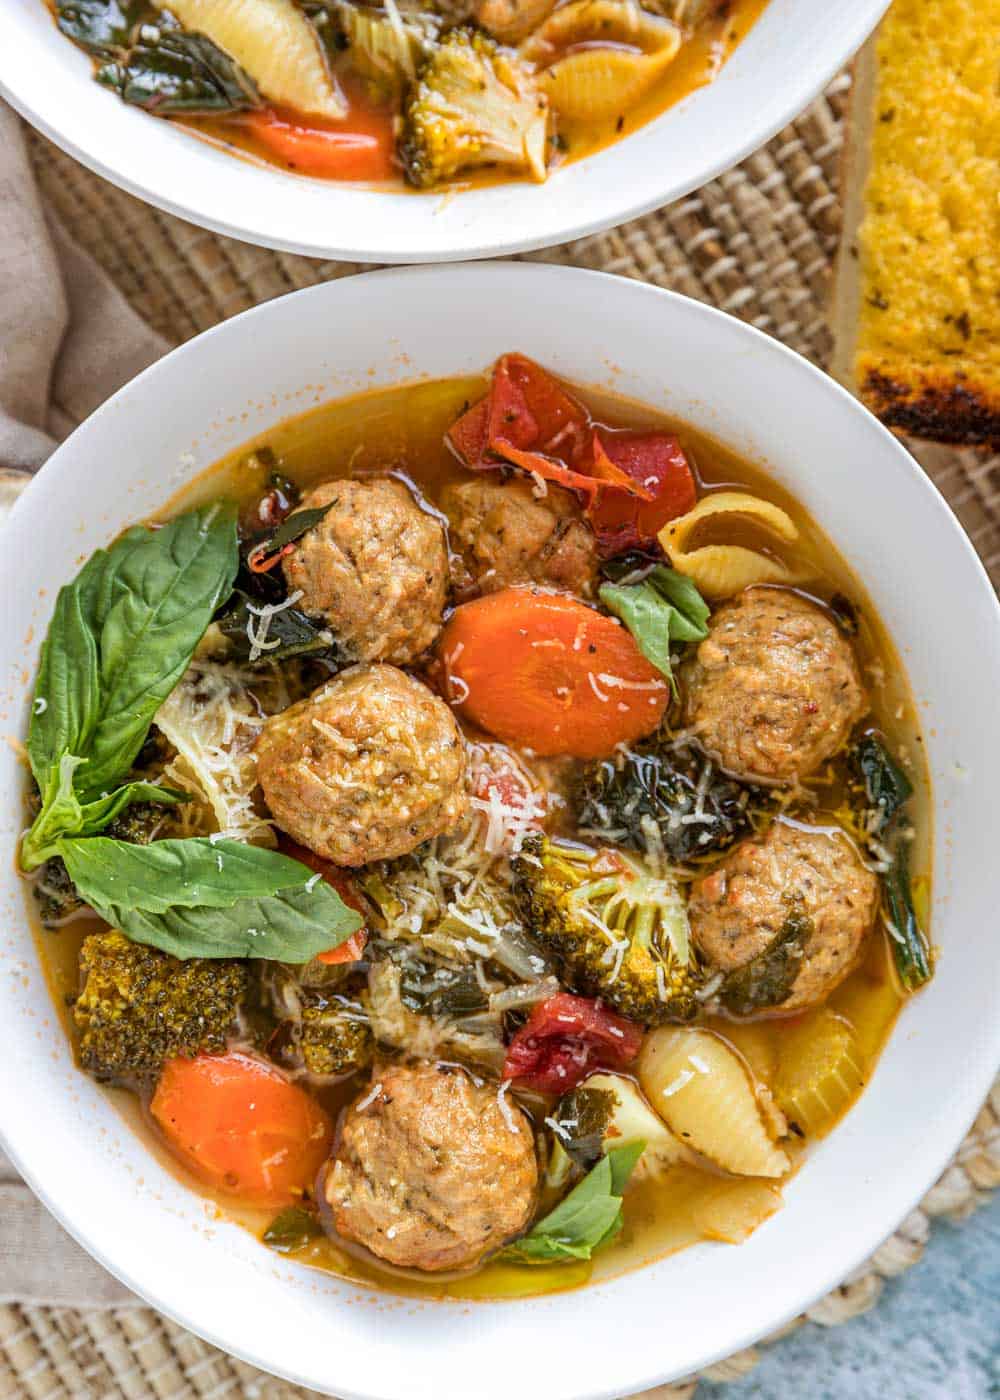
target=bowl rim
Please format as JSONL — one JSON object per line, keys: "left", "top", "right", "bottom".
{"left": 1, "top": 0, "right": 890, "bottom": 262}
{"left": 2, "top": 263, "right": 998, "bottom": 1400}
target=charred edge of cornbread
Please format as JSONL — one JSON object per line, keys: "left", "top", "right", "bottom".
{"left": 859, "top": 361, "right": 1000, "bottom": 450}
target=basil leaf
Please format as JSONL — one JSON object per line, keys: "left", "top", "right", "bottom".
{"left": 30, "top": 506, "right": 238, "bottom": 801}
{"left": 83, "top": 507, "right": 239, "bottom": 799}
{"left": 59, "top": 837, "right": 363, "bottom": 962}
{"left": 24, "top": 507, "right": 237, "bottom": 867}
{"left": 58, "top": 837, "right": 328, "bottom": 912}
{"left": 55, "top": 0, "right": 154, "bottom": 55}
{"left": 21, "top": 755, "right": 186, "bottom": 870}
{"left": 600, "top": 565, "right": 709, "bottom": 694}
{"left": 28, "top": 551, "right": 106, "bottom": 792}
{"left": 502, "top": 1142, "right": 644, "bottom": 1264}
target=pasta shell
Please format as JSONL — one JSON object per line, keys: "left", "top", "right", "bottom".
{"left": 659, "top": 490, "right": 801, "bottom": 598}
{"left": 166, "top": 0, "right": 347, "bottom": 119}
{"left": 522, "top": 1, "right": 681, "bottom": 122}
{"left": 714, "top": 1021, "right": 778, "bottom": 1085}
{"left": 639, "top": 1026, "right": 789, "bottom": 1178}
{"left": 772, "top": 1010, "right": 866, "bottom": 1140}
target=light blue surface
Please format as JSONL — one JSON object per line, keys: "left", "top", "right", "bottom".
{"left": 699, "top": 1193, "right": 1000, "bottom": 1399}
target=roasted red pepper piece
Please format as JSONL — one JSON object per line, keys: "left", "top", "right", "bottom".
{"left": 503, "top": 991, "right": 643, "bottom": 1094}
{"left": 588, "top": 429, "right": 697, "bottom": 555}
{"left": 448, "top": 356, "right": 698, "bottom": 559}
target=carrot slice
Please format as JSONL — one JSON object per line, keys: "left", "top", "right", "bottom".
{"left": 150, "top": 1052, "right": 332, "bottom": 1206}
{"left": 439, "top": 588, "right": 669, "bottom": 758}
{"left": 447, "top": 356, "right": 698, "bottom": 555}
{"left": 241, "top": 106, "right": 395, "bottom": 181}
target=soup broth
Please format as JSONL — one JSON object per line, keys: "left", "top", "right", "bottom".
{"left": 26, "top": 363, "right": 932, "bottom": 1301}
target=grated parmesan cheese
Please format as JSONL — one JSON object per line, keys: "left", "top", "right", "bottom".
{"left": 497, "top": 1080, "right": 519, "bottom": 1133}
{"left": 156, "top": 660, "right": 285, "bottom": 846}
{"left": 355, "top": 1081, "right": 383, "bottom": 1113}
{"left": 244, "top": 590, "right": 304, "bottom": 664}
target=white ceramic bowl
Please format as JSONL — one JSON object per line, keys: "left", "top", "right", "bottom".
{"left": 2, "top": 0, "right": 888, "bottom": 262}
{"left": 1, "top": 265, "right": 997, "bottom": 1400}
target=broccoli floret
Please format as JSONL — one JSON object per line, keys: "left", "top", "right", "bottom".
{"left": 400, "top": 28, "right": 548, "bottom": 189}
{"left": 299, "top": 999, "right": 374, "bottom": 1077}
{"left": 263, "top": 962, "right": 374, "bottom": 1078}
{"left": 576, "top": 742, "right": 757, "bottom": 863}
{"left": 31, "top": 798, "right": 168, "bottom": 925}
{"left": 33, "top": 857, "right": 86, "bottom": 924}
{"left": 513, "top": 835, "right": 703, "bottom": 1024}
{"left": 73, "top": 931, "right": 248, "bottom": 1082}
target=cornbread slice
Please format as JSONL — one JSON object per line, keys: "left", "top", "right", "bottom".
{"left": 833, "top": 0, "right": 1000, "bottom": 447}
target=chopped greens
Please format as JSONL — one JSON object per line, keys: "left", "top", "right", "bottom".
{"left": 501, "top": 1142, "right": 644, "bottom": 1264}
{"left": 719, "top": 906, "right": 811, "bottom": 1016}
{"left": 550, "top": 1085, "right": 616, "bottom": 1171}
{"left": 576, "top": 740, "right": 757, "bottom": 863}
{"left": 97, "top": 27, "right": 262, "bottom": 114}
{"left": 263, "top": 1206, "right": 323, "bottom": 1254}
{"left": 853, "top": 733, "right": 913, "bottom": 834}
{"left": 851, "top": 734, "right": 931, "bottom": 991}
{"left": 56, "top": 2, "right": 262, "bottom": 114}
{"left": 215, "top": 590, "right": 340, "bottom": 667}
{"left": 54, "top": 0, "right": 153, "bottom": 54}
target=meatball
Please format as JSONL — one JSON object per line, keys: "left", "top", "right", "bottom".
{"left": 474, "top": 0, "right": 556, "bottom": 40}
{"left": 255, "top": 664, "right": 467, "bottom": 866}
{"left": 324, "top": 1062, "right": 537, "bottom": 1271}
{"left": 282, "top": 477, "right": 448, "bottom": 665}
{"left": 689, "top": 820, "right": 879, "bottom": 1012}
{"left": 442, "top": 477, "right": 597, "bottom": 599}
{"left": 682, "top": 587, "right": 867, "bottom": 785}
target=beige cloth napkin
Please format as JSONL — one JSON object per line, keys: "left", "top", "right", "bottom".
{"left": 0, "top": 100, "right": 166, "bottom": 1307}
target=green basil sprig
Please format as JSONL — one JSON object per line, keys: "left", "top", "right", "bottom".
{"left": 599, "top": 563, "right": 709, "bottom": 694}
{"left": 22, "top": 506, "right": 238, "bottom": 869}
{"left": 59, "top": 838, "right": 363, "bottom": 962}
{"left": 502, "top": 1141, "right": 644, "bottom": 1264}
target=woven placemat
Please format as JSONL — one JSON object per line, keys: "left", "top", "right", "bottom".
{"left": 4, "top": 70, "right": 999, "bottom": 1400}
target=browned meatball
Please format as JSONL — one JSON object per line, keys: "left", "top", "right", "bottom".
{"left": 683, "top": 588, "right": 867, "bottom": 784}
{"left": 474, "top": 0, "right": 556, "bottom": 40}
{"left": 442, "top": 477, "right": 597, "bottom": 599}
{"left": 689, "top": 820, "right": 879, "bottom": 1012}
{"left": 324, "top": 1062, "right": 538, "bottom": 1271}
{"left": 255, "top": 664, "right": 467, "bottom": 866}
{"left": 282, "top": 477, "right": 448, "bottom": 665}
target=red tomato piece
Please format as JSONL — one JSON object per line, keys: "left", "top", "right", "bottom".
{"left": 503, "top": 992, "right": 643, "bottom": 1094}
